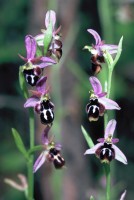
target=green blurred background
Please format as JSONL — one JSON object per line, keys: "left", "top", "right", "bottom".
{"left": 0, "top": 0, "right": 134, "bottom": 199}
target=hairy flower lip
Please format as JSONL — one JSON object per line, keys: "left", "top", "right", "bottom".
{"left": 84, "top": 119, "right": 128, "bottom": 165}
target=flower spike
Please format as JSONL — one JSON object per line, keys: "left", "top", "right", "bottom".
{"left": 85, "top": 119, "right": 127, "bottom": 165}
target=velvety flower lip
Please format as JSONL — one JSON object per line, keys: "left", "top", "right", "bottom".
{"left": 33, "top": 126, "right": 64, "bottom": 173}
{"left": 19, "top": 35, "right": 56, "bottom": 68}
{"left": 24, "top": 76, "right": 48, "bottom": 108}
{"left": 89, "top": 76, "right": 121, "bottom": 110}
{"left": 87, "top": 29, "right": 118, "bottom": 56}
{"left": 84, "top": 119, "right": 128, "bottom": 165}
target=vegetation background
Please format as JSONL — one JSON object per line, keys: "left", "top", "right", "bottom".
{"left": 0, "top": 0, "right": 134, "bottom": 199}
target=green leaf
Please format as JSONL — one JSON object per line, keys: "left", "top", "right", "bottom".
{"left": 12, "top": 128, "right": 28, "bottom": 159}
{"left": 36, "top": 45, "right": 43, "bottom": 57}
{"left": 19, "top": 66, "right": 29, "bottom": 99}
{"left": 112, "top": 36, "right": 123, "bottom": 69}
{"left": 43, "top": 22, "right": 53, "bottom": 55}
{"left": 81, "top": 125, "right": 94, "bottom": 148}
{"left": 28, "top": 145, "right": 43, "bottom": 155}
{"left": 103, "top": 50, "right": 113, "bottom": 68}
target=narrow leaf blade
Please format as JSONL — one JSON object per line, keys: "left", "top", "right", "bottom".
{"left": 19, "top": 66, "right": 29, "bottom": 99}
{"left": 81, "top": 125, "right": 94, "bottom": 148}
{"left": 12, "top": 128, "right": 28, "bottom": 159}
{"left": 43, "top": 23, "right": 53, "bottom": 55}
{"left": 112, "top": 36, "right": 123, "bottom": 69}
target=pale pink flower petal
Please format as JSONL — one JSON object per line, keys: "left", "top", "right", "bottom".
{"left": 87, "top": 29, "right": 101, "bottom": 46}
{"left": 33, "top": 151, "right": 48, "bottom": 173}
{"left": 25, "top": 35, "right": 36, "bottom": 60}
{"left": 105, "top": 119, "right": 117, "bottom": 139}
{"left": 84, "top": 143, "right": 102, "bottom": 155}
{"left": 98, "top": 97, "right": 121, "bottom": 110}
{"left": 45, "top": 10, "right": 56, "bottom": 30}
{"left": 24, "top": 96, "right": 39, "bottom": 108}
{"left": 36, "top": 76, "right": 47, "bottom": 94}
{"left": 89, "top": 76, "right": 103, "bottom": 96}
{"left": 113, "top": 144, "right": 128, "bottom": 165}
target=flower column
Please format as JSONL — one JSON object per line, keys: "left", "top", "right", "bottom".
{"left": 82, "top": 29, "right": 128, "bottom": 200}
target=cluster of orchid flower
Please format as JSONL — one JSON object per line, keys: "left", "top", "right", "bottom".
{"left": 84, "top": 29, "right": 127, "bottom": 167}
{"left": 20, "top": 10, "right": 65, "bottom": 172}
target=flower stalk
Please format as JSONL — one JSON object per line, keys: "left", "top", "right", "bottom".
{"left": 103, "top": 163, "right": 111, "bottom": 200}
{"left": 27, "top": 108, "right": 35, "bottom": 200}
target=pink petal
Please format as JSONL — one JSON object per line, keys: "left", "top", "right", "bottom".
{"left": 55, "top": 143, "right": 62, "bottom": 151}
{"left": 98, "top": 97, "right": 121, "bottom": 110}
{"left": 33, "top": 151, "right": 48, "bottom": 173}
{"left": 89, "top": 76, "right": 102, "bottom": 96}
{"left": 97, "top": 138, "right": 105, "bottom": 143}
{"left": 29, "top": 90, "right": 42, "bottom": 98}
{"left": 105, "top": 119, "right": 117, "bottom": 139}
{"left": 113, "top": 144, "right": 128, "bottom": 165}
{"left": 36, "top": 76, "right": 47, "bottom": 94}
{"left": 25, "top": 35, "right": 36, "bottom": 60}
{"left": 39, "top": 57, "right": 56, "bottom": 68}
{"left": 87, "top": 29, "right": 102, "bottom": 46}
{"left": 41, "top": 126, "right": 51, "bottom": 145}
{"left": 24, "top": 96, "right": 39, "bottom": 108}
{"left": 102, "top": 44, "right": 118, "bottom": 50}
{"left": 45, "top": 10, "right": 56, "bottom": 30}
{"left": 84, "top": 143, "right": 102, "bottom": 155}
{"left": 112, "top": 138, "right": 119, "bottom": 144}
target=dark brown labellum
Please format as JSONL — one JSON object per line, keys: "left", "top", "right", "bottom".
{"left": 96, "top": 142, "right": 115, "bottom": 163}
{"left": 91, "top": 55, "right": 105, "bottom": 74}
{"left": 86, "top": 98, "right": 100, "bottom": 121}
{"left": 49, "top": 148, "right": 65, "bottom": 169}
{"left": 23, "top": 68, "right": 39, "bottom": 86}
{"left": 40, "top": 100, "right": 54, "bottom": 125}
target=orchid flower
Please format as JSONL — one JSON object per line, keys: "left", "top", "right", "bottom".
{"left": 19, "top": 35, "right": 56, "bottom": 86}
{"left": 85, "top": 29, "right": 118, "bottom": 57}
{"left": 24, "top": 76, "right": 54, "bottom": 125}
{"left": 33, "top": 126, "right": 65, "bottom": 173}
{"left": 86, "top": 76, "right": 120, "bottom": 121}
{"left": 84, "top": 29, "right": 118, "bottom": 74}
{"left": 35, "top": 10, "right": 62, "bottom": 60}
{"left": 85, "top": 119, "right": 127, "bottom": 165}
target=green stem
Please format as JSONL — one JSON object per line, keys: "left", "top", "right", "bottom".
{"left": 27, "top": 108, "right": 35, "bottom": 200}
{"left": 107, "top": 69, "right": 112, "bottom": 98}
{"left": 103, "top": 164, "right": 111, "bottom": 200}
